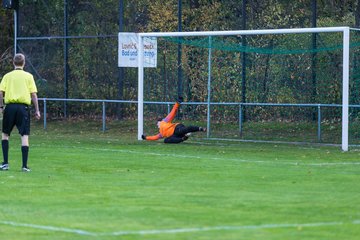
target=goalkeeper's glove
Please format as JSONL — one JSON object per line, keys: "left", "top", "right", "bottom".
{"left": 177, "top": 96, "right": 184, "bottom": 103}
{"left": 141, "top": 134, "right": 146, "bottom": 140}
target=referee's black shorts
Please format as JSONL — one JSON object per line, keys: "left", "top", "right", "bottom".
{"left": 2, "top": 103, "right": 31, "bottom": 136}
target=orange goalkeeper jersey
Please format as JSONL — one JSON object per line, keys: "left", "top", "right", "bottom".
{"left": 145, "top": 102, "right": 180, "bottom": 141}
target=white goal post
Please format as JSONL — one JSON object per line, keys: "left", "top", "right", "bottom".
{"left": 137, "top": 27, "right": 350, "bottom": 151}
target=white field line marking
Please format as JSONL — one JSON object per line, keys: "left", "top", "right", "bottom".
{"left": 0, "top": 221, "right": 96, "bottom": 236}
{"left": 101, "top": 221, "right": 347, "bottom": 236}
{"left": 1, "top": 220, "right": 360, "bottom": 236}
{"left": 48, "top": 145, "right": 360, "bottom": 167}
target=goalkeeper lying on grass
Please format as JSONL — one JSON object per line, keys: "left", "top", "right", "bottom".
{"left": 141, "top": 97, "right": 206, "bottom": 144}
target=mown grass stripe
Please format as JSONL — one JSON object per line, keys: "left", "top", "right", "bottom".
{"left": 34, "top": 144, "right": 360, "bottom": 167}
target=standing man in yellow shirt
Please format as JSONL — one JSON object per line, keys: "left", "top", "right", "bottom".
{"left": 0, "top": 53, "right": 41, "bottom": 172}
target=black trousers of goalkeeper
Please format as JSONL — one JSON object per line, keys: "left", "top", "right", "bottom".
{"left": 164, "top": 124, "right": 202, "bottom": 144}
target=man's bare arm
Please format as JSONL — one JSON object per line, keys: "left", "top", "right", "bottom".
{"left": 31, "top": 92, "right": 41, "bottom": 120}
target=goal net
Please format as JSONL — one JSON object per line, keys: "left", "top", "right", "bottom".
{"left": 137, "top": 27, "right": 360, "bottom": 151}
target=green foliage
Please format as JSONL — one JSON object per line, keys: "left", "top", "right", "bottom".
{"left": 2, "top": 0, "right": 360, "bottom": 120}
{"left": 145, "top": 0, "right": 178, "bottom": 32}
{"left": 0, "top": 8, "right": 13, "bottom": 76}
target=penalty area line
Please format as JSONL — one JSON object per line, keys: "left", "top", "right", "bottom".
{"left": 1, "top": 220, "right": 359, "bottom": 237}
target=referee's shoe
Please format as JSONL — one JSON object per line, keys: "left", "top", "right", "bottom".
{"left": 22, "top": 167, "right": 31, "bottom": 172}
{"left": 0, "top": 163, "right": 9, "bottom": 170}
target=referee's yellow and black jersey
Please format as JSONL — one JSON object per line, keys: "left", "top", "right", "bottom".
{"left": 0, "top": 69, "right": 37, "bottom": 105}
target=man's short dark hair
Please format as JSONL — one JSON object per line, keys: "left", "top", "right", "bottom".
{"left": 13, "top": 54, "right": 25, "bottom": 67}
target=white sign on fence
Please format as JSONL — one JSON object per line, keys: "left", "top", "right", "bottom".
{"left": 118, "top": 32, "right": 157, "bottom": 68}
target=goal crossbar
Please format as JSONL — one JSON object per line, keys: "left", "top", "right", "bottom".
{"left": 137, "top": 27, "right": 350, "bottom": 151}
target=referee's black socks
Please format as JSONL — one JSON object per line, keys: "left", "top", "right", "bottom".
{"left": 2, "top": 140, "right": 9, "bottom": 164}
{"left": 21, "top": 146, "right": 29, "bottom": 168}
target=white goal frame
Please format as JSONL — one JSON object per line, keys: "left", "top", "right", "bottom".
{"left": 137, "top": 27, "right": 350, "bottom": 151}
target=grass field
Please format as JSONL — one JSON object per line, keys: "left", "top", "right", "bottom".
{"left": 0, "top": 120, "right": 360, "bottom": 240}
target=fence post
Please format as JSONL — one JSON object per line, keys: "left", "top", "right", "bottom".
{"left": 102, "top": 101, "right": 106, "bottom": 132}
{"left": 206, "top": 36, "right": 212, "bottom": 138}
{"left": 239, "top": 104, "right": 243, "bottom": 137}
{"left": 317, "top": 105, "right": 321, "bottom": 142}
{"left": 43, "top": 98, "right": 47, "bottom": 130}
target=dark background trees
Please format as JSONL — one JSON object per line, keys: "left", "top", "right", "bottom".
{"left": 1, "top": 0, "right": 360, "bottom": 119}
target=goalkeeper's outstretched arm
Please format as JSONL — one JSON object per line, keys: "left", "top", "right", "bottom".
{"left": 142, "top": 133, "right": 162, "bottom": 141}
{"left": 163, "top": 102, "right": 180, "bottom": 123}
